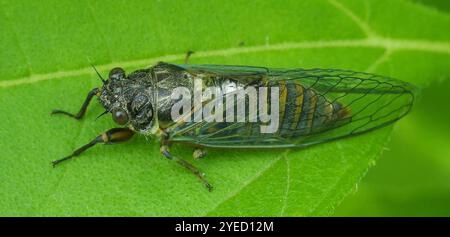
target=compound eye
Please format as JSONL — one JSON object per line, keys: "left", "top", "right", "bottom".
{"left": 109, "top": 67, "right": 126, "bottom": 81}
{"left": 112, "top": 108, "right": 129, "bottom": 125}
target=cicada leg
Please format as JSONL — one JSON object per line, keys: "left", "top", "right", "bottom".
{"left": 51, "top": 87, "right": 100, "bottom": 120}
{"left": 184, "top": 50, "right": 194, "bottom": 64}
{"left": 160, "top": 143, "right": 213, "bottom": 192}
{"left": 52, "top": 128, "right": 134, "bottom": 166}
{"left": 192, "top": 148, "right": 207, "bottom": 160}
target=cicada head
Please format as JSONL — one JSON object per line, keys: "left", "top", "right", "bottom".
{"left": 99, "top": 67, "right": 156, "bottom": 133}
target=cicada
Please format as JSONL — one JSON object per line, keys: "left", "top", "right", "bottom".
{"left": 52, "top": 61, "right": 417, "bottom": 191}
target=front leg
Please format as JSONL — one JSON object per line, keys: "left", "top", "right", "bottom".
{"left": 51, "top": 87, "right": 100, "bottom": 120}
{"left": 52, "top": 128, "right": 134, "bottom": 166}
{"left": 160, "top": 141, "right": 213, "bottom": 192}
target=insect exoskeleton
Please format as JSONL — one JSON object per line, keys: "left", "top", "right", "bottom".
{"left": 51, "top": 62, "right": 417, "bottom": 191}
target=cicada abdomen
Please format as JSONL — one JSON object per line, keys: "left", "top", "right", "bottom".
{"left": 265, "top": 80, "right": 351, "bottom": 137}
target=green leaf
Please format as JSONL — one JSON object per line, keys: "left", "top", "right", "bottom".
{"left": 0, "top": 0, "right": 449, "bottom": 216}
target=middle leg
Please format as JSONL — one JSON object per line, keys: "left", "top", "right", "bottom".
{"left": 160, "top": 144, "right": 213, "bottom": 192}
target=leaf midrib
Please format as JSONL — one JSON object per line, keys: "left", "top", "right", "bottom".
{"left": 2, "top": 0, "right": 449, "bottom": 89}
{"left": 0, "top": 37, "right": 449, "bottom": 89}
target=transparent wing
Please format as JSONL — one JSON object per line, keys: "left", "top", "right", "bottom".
{"left": 169, "top": 64, "right": 417, "bottom": 148}
{"left": 270, "top": 68, "right": 417, "bottom": 147}
{"left": 178, "top": 64, "right": 270, "bottom": 86}
{"left": 179, "top": 64, "right": 270, "bottom": 76}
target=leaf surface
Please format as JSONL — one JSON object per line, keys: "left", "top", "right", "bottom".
{"left": 0, "top": 0, "right": 449, "bottom": 216}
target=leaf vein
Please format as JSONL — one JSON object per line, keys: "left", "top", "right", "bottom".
{"left": 279, "top": 155, "right": 291, "bottom": 216}
{"left": 366, "top": 48, "right": 394, "bottom": 72}
{"left": 327, "top": 0, "right": 377, "bottom": 38}
{"left": 204, "top": 150, "right": 291, "bottom": 216}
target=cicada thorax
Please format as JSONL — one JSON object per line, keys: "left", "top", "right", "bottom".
{"left": 152, "top": 63, "right": 197, "bottom": 129}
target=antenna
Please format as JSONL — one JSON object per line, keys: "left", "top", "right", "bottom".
{"left": 90, "top": 64, "right": 107, "bottom": 84}
{"left": 95, "top": 110, "right": 109, "bottom": 120}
